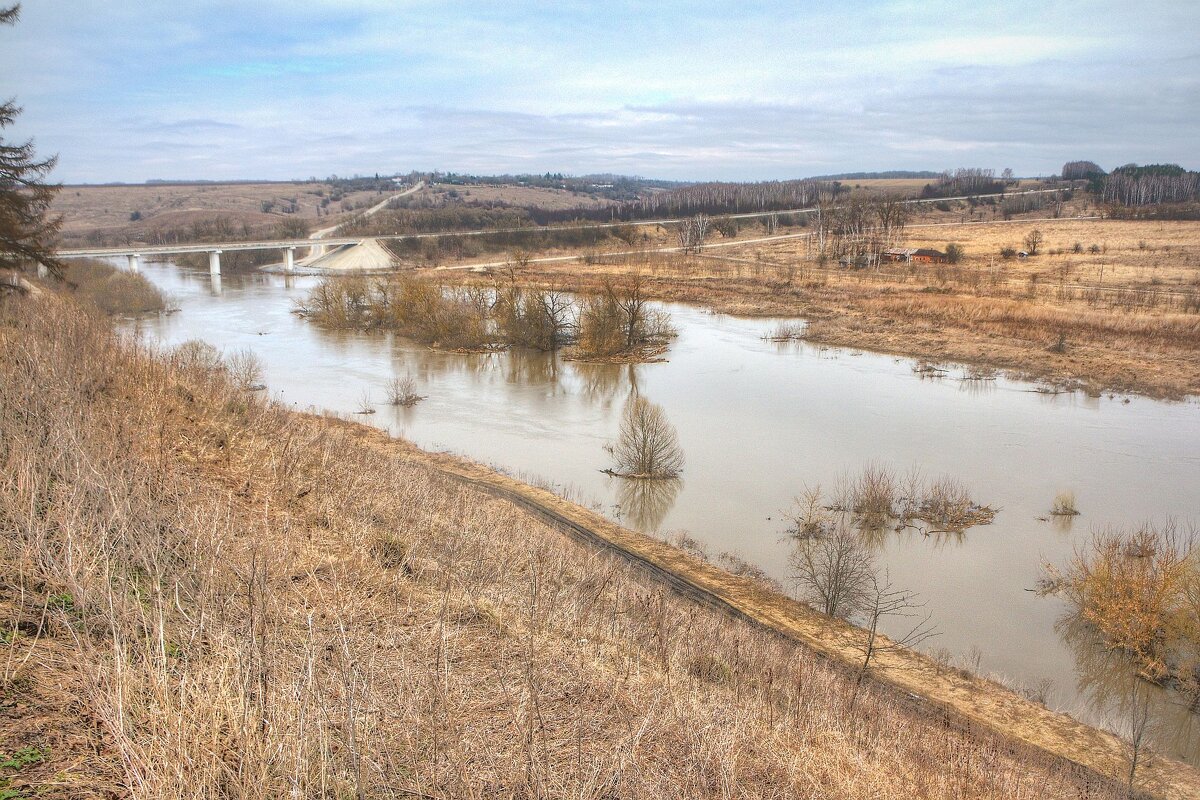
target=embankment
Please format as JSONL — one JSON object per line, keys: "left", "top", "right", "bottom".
{"left": 0, "top": 291, "right": 1193, "bottom": 797}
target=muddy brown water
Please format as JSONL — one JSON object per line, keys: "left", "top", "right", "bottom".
{"left": 124, "top": 262, "right": 1200, "bottom": 766}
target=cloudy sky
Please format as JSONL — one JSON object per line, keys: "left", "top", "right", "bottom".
{"left": 3, "top": 0, "right": 1197, "bottom": 183}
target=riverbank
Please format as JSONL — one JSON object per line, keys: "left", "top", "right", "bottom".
{"left": 2, "top": 291, "right": 1184, "bottom": 797}
{"left": 427, "top": 218, "right": 1200, "bottom": 399}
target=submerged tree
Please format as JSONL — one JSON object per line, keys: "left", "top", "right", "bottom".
{"left": 606, "top": 394, "right": 684, "bottom": 479}
{"left": 1, "top": 4, "right": 62, "bottom": 282}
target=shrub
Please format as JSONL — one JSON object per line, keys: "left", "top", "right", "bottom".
{"left": 225, "top": 348, "right": 265, "bottom": 390}
{"left": 1050, "top": 491, "right": 1079, "bottom": 516}
{"left": 385, "top": 373, "right": 423, "bottom": 406}
{"left": 62, "top": 258, "right": 166, "bottom": 315}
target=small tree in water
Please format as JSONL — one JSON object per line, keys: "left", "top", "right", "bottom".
{"left": 606, "top": 394, "right": 684, "bottom": 479}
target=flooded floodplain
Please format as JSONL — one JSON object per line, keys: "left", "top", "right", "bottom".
{"left": 126, "top": 262, "right": 1200, "bottom": 766}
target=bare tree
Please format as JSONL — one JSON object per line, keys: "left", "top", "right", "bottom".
{"left": 675, "top": 213, "right": 710, "bottom": 254}
{"left": 605, "top": 394, "right": 684, "bottom": 479}
{"left": 1126, "top": 675, "right": 1152, "bottom": 793}
{"left": 534, "top": 288, "right": 575, "bottom": 349}
{"left": 1024, "top": 229, "right": 1044, "bottom": 256}
{"left": 856, "top": 569, "right": 938, "bottom": 686}
{"left": 789, "top": 520, "right": 874, "bottom": 619}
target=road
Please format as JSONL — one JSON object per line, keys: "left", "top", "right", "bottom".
{"left": 55, "top": 187, "right": 1073, "bottom": 261}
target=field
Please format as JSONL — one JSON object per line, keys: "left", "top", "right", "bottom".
{"left": 424, "top": 181, "right": 615, "bottom": 210}
{"left": 5, "top": 290, "right": 1193, "bottom": 798}
{"left": 434, "top": 216, "right": 1200, "bottom": 399}
{"left": 51, "top": 180, "right": 398, "bottom": 246}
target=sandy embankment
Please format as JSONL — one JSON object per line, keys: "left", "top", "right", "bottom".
{"left": 294, "top": 181, "right": 424, "bottom": 272}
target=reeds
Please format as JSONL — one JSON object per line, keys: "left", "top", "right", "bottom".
{"left": 1051, "top": 491, "right": 1081, "bottom": 516}
{"left": 822, "top": 463, "right": 996, "bottom": 532}
{"left": 61, "top": 258, "right": 167, "bottom": 315}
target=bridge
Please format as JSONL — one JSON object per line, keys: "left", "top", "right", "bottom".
{"left": 52, "top": 187, "right": 1074, "bottom": 275}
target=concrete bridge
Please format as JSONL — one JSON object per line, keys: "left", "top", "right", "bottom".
{"left": 53, "top": 186, "right": 1074, "bottom": 276}
{"left": 57, "top": 237, "right": 371, "bottom": 275}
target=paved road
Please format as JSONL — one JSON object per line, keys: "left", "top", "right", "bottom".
{"left": 55, "top": 187, "right": 1073, "bottom": 260}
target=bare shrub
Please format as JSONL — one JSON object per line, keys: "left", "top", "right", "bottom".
{"left": 1051, "top": 491, "right": 1080, "bottom": 516}
{"left": 918, "top": 476, "right": 997, "bottom": 530}
{"left": 62, "top": 258, "right": 166, "bottom": 315}
{"left": 576, "top": 275, "right": 676, "bottom": 359}
{"left": 1053, "top": 522, "right": 1199, "bottom": 690}
{"left": 173, "top": 339, "right": 222, "bottom": 372}
{"left": 606, "top": 394, "right": 684, "bottom": 479}
{"left": 385, "top": 373, "right": 423, "bottom": 406}
{"left": 786, "top": 486, "right": 834, "bottom": 539}
{"left": 225, "top": 347, "right": 265, "bottom": 390}
{"left": 356, "top": 388, "right": 375, "bottom": 414}
{"left": 817, "top": 466, "right": 994, "bottom": 533}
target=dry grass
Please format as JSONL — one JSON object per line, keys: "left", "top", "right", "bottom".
{"left": 60, "top": 258, "right": 167, "bottom": 315}
{"left": 436, "top": 216, "right": 1200, "bottom": 397}
{"left": 52, "top": 181, "right": 389, "bottom": 244}
{"left": 1052, "top": 491, "right": 1081, "bottom": 517}
{"left": 0, "top": 292, "right": 1166, "bottom": 798}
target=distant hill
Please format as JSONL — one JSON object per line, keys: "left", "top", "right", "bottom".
{"left": 806, "top": 170, "right": 942, "bottom": 180}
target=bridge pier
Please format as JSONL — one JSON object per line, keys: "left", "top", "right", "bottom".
{"left": 208, "top": 249, "right": 222, "bottom": 276}
{"left": 283, "top": 246, "right": 295, "bottom": 272}
{"left": 127, "top": 253, "right": 141, "bottom": 273}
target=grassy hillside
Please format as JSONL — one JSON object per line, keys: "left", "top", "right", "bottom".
{"left": 0, "top": 293, "right": 1153, "bottom": 798}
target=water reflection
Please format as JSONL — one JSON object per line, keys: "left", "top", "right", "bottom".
{"left": 615, "top": 476, "right": 683, "bottom": 533}
{"left": 504, "top": 347, "right": 560, "bottom": 387}
{"left": 209, "top": 273, "right": 222, "bottom": 295}
{"left": 1058, "top": 613, "right": 1200, "bottom": 759}
{"left": 574, "top": 361, "right": 638, "bottom": 406}
{"left": 858, "top": 523, "right": 968, "bottom": 553}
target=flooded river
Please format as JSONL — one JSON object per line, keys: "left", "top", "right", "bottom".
{"left": 126, "top": 262, "right": 1200, "bottom": 766}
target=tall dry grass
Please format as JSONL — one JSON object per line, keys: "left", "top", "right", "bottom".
{"left": 0, "top": 292, "right": 1129, "bottom": 798}
{"left": 61, "top": 258, "right": 167, "bottom": 315}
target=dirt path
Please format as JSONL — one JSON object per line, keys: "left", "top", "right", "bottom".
{"left": 321, "top": 414, "right": 1200, "bottom": 799}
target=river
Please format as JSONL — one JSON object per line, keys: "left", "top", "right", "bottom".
{"left": 124, "top": 261, "right": 1200, "bottom": 766}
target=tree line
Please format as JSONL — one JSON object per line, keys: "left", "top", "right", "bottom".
{"left": 919, "top": 168, "right": 1008, "bottom": 199}
{"left": 299, "top": 273, "right": 675, "bottom": 360}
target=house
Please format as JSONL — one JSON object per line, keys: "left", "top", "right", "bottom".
{"left": 883, "top": 247, "right": 918, "bottom": 262}
{"left": 884, "top": 247, "right": 948, "bottom": 264}
{"left": 911, "top": 248, "right": 949, "bottom": 264}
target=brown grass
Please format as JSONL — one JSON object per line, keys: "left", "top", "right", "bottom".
{"left": 60, "top": 258, "right": 167, "bottom": 315}
{"left": 1, "top": 291, "right": 1180, "bottom": 797}
{"left": 52, "top": 181, "right": 389, "bottom": 247}
{"left": 435, "top": 216, "right": 1200, "bottom": 398}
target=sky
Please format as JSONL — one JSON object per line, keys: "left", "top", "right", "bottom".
{"left": 2, "top": 0, "right": 1198, "bottom": 184}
